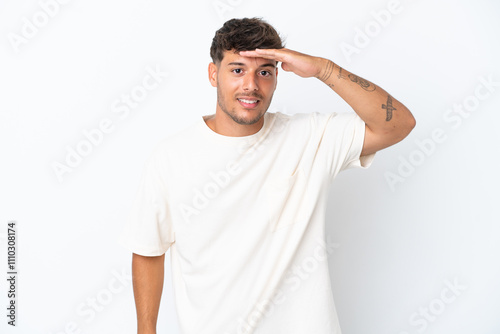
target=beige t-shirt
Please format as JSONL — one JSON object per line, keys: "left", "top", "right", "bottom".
{"left": 118, "top": 111, "right": 375, "bottom": 334}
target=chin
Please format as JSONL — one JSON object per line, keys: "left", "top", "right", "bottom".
{"left": 233, "top": 110, "right": 263, "bottom": 125}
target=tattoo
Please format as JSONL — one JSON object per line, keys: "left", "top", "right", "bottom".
{"left": 327, "top": 83, "right": 335, "bottom": 89}
{"left": 337, "top": 67, "right": 347, "bottom": 80}
{"left": 317, "top": 60, "right": 334, "bottom": 82}
{"left": 348, "top": 74, "right": 376, "bottom": 91}
{"left": 382, "top": 95, "right": 396, "bottom": 121}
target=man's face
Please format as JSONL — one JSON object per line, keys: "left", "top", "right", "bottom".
{"left": 209, "top": 50, "right": 278, "bottom": 126}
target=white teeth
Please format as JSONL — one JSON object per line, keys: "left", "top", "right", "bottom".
{"left": 238, "top": 98, "right": 258, "bottom": 104}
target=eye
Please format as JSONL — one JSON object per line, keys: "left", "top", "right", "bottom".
{"left": 260, "top": 70, "right": 271, "bottom": 77}
{"left": 232, "top": 68, "right": 243, "bottom": 74}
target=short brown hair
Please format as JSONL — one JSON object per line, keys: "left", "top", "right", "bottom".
{"left": 210, "top": 17, "right": 284, "bottom": 64}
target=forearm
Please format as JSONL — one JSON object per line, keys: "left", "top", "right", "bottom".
{"left": 132, "top": 253, "right": 165, "bottom": 334}
{"left": 315, "top": 58, "right": 415, "bottom": 136}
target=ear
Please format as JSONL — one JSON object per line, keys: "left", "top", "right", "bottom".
{"left": 208, "top": 62, "right": 218, "bottom": 87}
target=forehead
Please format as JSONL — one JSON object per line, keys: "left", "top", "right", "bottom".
{"left": 220, "top": 50, "right": 277, "bottom": 67}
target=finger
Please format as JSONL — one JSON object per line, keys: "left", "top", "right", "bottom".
{"left": 254, "top": 48, "right": 286, "bottom": 61}
{"left": 239, "top": 49, "right": 284, "bottom": 61}
{"left": 238, "top": 50, "right": 263, "bottom": 57}
{"left": 239, "top": 52, "right": 279, "bottom": 61}
{"left": 238, "top": 50, "right": 277, "bottom": 60}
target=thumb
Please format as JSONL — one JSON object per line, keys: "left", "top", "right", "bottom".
{"left": 281, "top": 62, "right": 291, "bottom": 72}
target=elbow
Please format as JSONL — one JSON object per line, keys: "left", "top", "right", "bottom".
{"left": 392, "top": 111, "right": 416, "bottom": 143}
{"left": 407, "top": 111, "right": 417, "bottom": 133}
{"left": 405, "top": 113, "right": 416, "bottom": 135}
{"left": 398, "top": 111, "right": 416, "bottom": 141}
{"left": 408, "top": 110, "right": 417, "bottom": 129}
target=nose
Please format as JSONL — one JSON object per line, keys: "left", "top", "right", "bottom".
{"left": 242, "top": 73, "right": 259, "bottom": 92}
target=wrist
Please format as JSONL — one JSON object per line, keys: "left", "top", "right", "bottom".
{"left": 315, "top": 58, "right": 335, "bottom": 82}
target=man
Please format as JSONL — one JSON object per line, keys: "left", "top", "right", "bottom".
{"left": 118, "top": 17, "right": 415, "bottom": 334}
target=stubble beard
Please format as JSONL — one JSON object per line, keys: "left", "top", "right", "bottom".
{"left": 216, "top": 86, "right": 271, "bottom": 126}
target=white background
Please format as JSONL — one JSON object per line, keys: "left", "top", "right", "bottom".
{"left": 1, "top": 0, "right": 499, "bottom": 333}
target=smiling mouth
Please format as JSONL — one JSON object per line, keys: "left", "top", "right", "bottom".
{"left": 237, "top": 98, "right": 260, "bottom": 109}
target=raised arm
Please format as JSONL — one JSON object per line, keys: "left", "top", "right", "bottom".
{"left": 132, "top": 253, "right": 165, "bottom": 334}
{"left": 239, "top": 48, "right": 416, "bottom": 156}
{"left": 314, "top": 58, "right": 416, "bottom": 156}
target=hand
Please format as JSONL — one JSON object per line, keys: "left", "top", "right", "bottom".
{"left": 239, "top": 48, "right": 327, "bottom": 79}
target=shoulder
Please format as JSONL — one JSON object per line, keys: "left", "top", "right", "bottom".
{"left": 270, "top": 110, "right": 320, "bottom": 128}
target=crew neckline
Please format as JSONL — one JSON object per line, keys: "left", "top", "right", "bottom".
{"left": 199, "top": 112, "right": 273, "bottom": 148}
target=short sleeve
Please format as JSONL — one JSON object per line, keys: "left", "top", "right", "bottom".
{"left": 313, "top": 111, "right": 376, "bottom": 182}
{"left": 117, "top": 147, "right": 175, "bottom": 256}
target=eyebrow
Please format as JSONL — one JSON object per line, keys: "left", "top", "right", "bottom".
{"left": 227, "top": 62, "right": 276, "bottom": 68}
